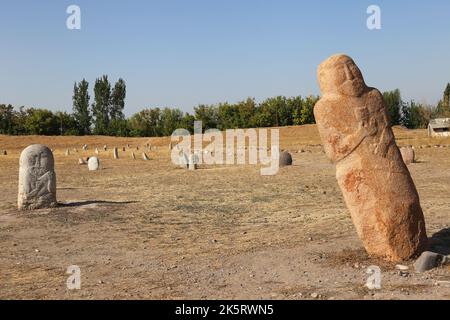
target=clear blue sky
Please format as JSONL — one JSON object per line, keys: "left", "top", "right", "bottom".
{"left": 1, "top": 0, "right": 449, "bottom": 116}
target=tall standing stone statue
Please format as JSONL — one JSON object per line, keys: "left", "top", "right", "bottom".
{"left": 314, "top": 54, "right": 428, "bottom": 262}
{"left": 18, "top": 144, "right": 57, "bottom": 210}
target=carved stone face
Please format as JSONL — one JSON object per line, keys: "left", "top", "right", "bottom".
{"left": 318, "top": 54, "right": 367, "bottom": 97}
{"left": 20, "top": 145, "right": 54, "bottom": 172}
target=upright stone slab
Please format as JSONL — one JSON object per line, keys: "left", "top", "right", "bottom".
{"left": 18, "top": 144, "right": 57, "bottom": 210}
{"left": 188, "top": 154, "right": 198, "bottom": 170}
{"left": 88, "top": 156, "right": 100, "bottom": 171}
{"left": 113, "top": 147, "right": 119, "bottom": 159}
{"left": 400, "top": 146, "right": 415, "bottom": 165}
{"left": 179, "top": 152, "right": 189, "bottom": 169}
{"left": 314, "top": 54, "right": 428, "bottom": 262}
{"left": 142, "top": 152, "right": 150, "bottom": 161}
{"left": 279, "top": 151, "right": 293, "bottom": 167}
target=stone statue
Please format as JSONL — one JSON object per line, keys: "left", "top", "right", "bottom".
{"left": 314, "top": 54, "right": 428, "bottom": 262}
{"left": 18, "top": 144, "right": 57, "bottom": 210}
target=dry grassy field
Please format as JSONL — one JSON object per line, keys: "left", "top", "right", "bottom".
{"left": 0, "top": 125, "right": 449, "bottom": 300}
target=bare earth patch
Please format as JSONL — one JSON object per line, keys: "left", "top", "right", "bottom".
{"left": 0, "top": 126, "right": 448, "bottom": 300}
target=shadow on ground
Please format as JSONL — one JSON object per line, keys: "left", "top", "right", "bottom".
{"left": 59, "top": 200, "right": 138, "bottom": 207}
{"left": 429, "top": 228, "right": 450, "bottom": 255}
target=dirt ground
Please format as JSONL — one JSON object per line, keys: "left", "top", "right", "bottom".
{"left": 0, "top": 125, "right": 449, "bottom": 300}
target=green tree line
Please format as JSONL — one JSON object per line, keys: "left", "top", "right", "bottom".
{"left": 1, "top": 79, "right": 450, "bottom": 136}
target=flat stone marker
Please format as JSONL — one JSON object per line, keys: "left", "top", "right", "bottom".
{"left": 88, "top": 156, "right": 100, "bottom": 171}
{"left": 314, "top": 54, "right": 428, "bottom": 262}
{"left": 18, "top": 144, "right": 57, "bottom": 210}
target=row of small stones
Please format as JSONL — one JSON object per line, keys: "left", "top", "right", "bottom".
{"left": 3, "top": 143, "right": 449, "bottom": 157}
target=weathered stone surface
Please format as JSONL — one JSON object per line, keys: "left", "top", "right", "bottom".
{"left": 179, "top": 152, "right": 189, "bottom": 168}
{"left": 400, "top": 146, "right": 415, "bottom": 165}
{"left": 188, "top": 154, "right": 198, "bottom": 170}
{"left": 279, "top": 151, "right": 293, "bottom": 167}
{"left": 88, "top": 156, "right": 100, "bottom": 171}
{"left": 113, "top": 147, "right": 119, "bottom": 159}
{"left": 314, "top": 54, "right": 428, "bottom": 262}
{"left": 18, "top": 144, "right": 57, "bottom": 210}
{"left": 414, "top": 251, "right": 449, "bottom": 272}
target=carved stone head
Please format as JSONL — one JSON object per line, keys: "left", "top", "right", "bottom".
{"left": 20, "top": 144, "right": 54, "bottom": 173}
{"left": 318, "top": 54, "right": 367, "bottom": 97}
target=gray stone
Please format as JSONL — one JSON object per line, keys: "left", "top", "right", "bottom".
{"left": 88, "top": 156, "right": 100, "bottom": 171}
{"left": 18, "top": 144, "right": 57, "bottom": 210}
{"left": 179, "top": 152, "right": 189, "bottom": 168}
{"left": 279, "top": 151, "right": 293, "bottom": 167}
{"left": 414, "top": 251, "right": 448, "bottom": 272}
{"left": 188, "top": 154, "right": 198, "bottom": 170}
